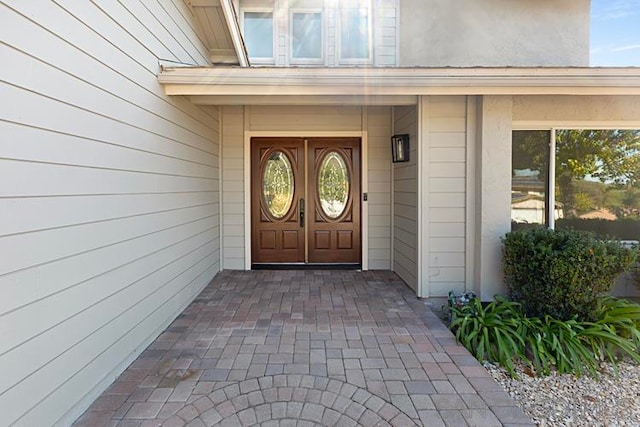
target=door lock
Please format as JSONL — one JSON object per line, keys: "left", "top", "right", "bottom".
{"left": 299, "top": 198, "right": 305, "bottom": 227}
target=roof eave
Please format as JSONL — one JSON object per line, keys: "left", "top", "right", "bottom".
{"left": 158, "top": 66, "right": 640, "bottom": 96}
{"left": 219, "top": 0, "right": 249, "bottom": 67}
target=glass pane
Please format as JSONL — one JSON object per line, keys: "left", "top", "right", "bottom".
{"left": 292, "top": 13, "right": 322, "bottom": 59}
{"left": 318, "top": 152, "right": 349, "bottom": 219}
{"left": 511, "top": 131, "right": 550, "bottom": 231}
{"left": 340, "top": 8, "right": 369, "bottom": 60}
{"left": 263, "top": 151, "right": 294, "bottom": 219}
{"left": 244, "top": 12, "right": 273, "bottom": 58}
{"left": 555, "top": 130, "right": 640, "bottom": 240}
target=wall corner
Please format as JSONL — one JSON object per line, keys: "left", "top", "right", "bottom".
{"left": 474, "top": 95, "right": 513, "bottom": 301}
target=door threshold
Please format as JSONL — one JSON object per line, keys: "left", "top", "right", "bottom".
{"left": 252, "top": 263, "right": 362, "bottom": 270}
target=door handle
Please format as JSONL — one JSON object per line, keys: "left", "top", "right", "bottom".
{"left": 299, "top": 198, "right": 305, "bottom": 227}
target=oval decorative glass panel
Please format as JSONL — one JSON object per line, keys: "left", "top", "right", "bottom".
{"left": 318, "top": 151, "right": 349, "bottom": 219}
{"left": 262, "top": 151, "right": 294, "bottom": 219}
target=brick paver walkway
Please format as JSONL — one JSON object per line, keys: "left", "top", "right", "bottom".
{"left": 74, "top": 270, "right": 534, "bottom": 426}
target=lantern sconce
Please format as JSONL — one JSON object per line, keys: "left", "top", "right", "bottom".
{"left": 391, "top": 134, "right": 410, "bottom": 163}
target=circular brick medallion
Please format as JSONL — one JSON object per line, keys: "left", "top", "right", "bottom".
{"left": 194, "top": 374, "right": 418, "bottom": 426}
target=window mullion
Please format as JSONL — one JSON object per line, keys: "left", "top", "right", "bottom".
{"left": 548, "top": 128, "right": 557, "bottom": 229}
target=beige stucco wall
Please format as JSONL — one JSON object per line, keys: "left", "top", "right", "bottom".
{"left": 399, "top": 0, "right": 590, "bottom": 67}
{"left": 473, "top": 96, "right": 513, "bottom": 300}
{"left": 513, "top": 95, "right": 640, "bottom": 126}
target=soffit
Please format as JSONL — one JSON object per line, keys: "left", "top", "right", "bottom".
{"left": 158, "top": 67, "right": 640, "bottom": 103}
{"left": 185, "top": 0, "right": 245, "bottom": 65}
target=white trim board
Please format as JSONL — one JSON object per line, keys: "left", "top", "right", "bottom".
{"left": 465, "top": 96, "right": 477, "bottom": 294}
{"left": 159, "top": 67, "right": 640, "bottom": 96}
{"left": 416, "top": 96, "right": 430, "bottom": 298}
{"left": 513, "top": 121, "right": 640, "bottom": 129}
{"left": 188, "top": 95, "right": 417, "bottom": 106}
{"left": 220, "top": 0, "right": 249, "bottom": 66}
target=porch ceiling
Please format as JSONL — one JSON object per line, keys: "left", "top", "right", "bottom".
{"left": 158, "top": 67, "right": 640, "bottom": 103}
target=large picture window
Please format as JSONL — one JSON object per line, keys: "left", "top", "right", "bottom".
{"left": 512, "top": 130, "right": 640, "bottom": 241}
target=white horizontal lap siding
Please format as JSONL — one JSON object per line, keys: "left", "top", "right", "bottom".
{"left": 0, "top": 1, "right": 219, "bottom": 425}
{"left": 247, "top": 105, "right": 364, "bottom": 132}
{"left": 221, "top": 106, "right": 246, "bottom": 269}
{"left": 366, "top": 107, "right": 392, "bottom": 269}
{"left": 374, "top": 0, "right": 398, "bottom": 67}
{"left": 427, "top": 96, "right": 467, "bottom": 297}
{"left": 392, "top": 106, "right": 418, "bottom": 290}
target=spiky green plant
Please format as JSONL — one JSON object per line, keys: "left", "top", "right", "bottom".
{"left": 449, "top": 295, "right": 640, "bottom": 378}
{"left": 582, "top": 297, "right": 640, "bottom": 373}
{"left": 449, "top": 297, "right": 525, "bottom": 376}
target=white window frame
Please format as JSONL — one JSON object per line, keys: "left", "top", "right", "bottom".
{"left": 289, "top": 9, "right": 325, "bottom": 65}
{"left": 240, "top": 8, "right": 276, "bottom": 65}
{"left": 337, "top": 0, "right": 373, "bottom": 65}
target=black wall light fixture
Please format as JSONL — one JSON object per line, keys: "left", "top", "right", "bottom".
{"left": 391, "top": 134, "right": 410, "bottom": 163}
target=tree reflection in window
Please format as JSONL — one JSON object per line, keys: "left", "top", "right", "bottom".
{"left": 511, "top": 129, "right": 640, "bottom": 240}
{"left": 511, "top": 131, "right": 550, "bottom": 228}
{"left": 262, "top": 151, "right": 294, "bottom": 219}
{"left": 318, "top": 152, "right": 349, "bottom": 218}
{"left": 555, "top": 130, "right": 640, "bottom": 240}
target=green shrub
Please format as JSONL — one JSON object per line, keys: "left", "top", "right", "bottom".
{"left": 502, "top": 228, "right": 636, "bottom": 321}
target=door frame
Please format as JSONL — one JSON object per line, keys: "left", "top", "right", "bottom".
{"left": 244, "top": 131, "right": 369, "bottom": 270}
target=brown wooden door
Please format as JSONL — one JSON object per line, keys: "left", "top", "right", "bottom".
{"left": 251, "top": 137, "right": 361, "bottom": 265}
{"left": 251, "top": 138, "right": 305, "bottom": 263}
{"left": 307, "top": 138, "right": 361, "bottom": 264}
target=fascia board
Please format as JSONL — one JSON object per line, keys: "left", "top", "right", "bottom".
{"left": 158, "top": 67, "right": 640, "bottom": 96}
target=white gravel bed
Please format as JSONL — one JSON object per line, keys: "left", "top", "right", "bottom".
{"left": 485, "top": 361, "right": 640, "bottom": 426}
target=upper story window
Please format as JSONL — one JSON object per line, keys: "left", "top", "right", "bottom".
{"left": 239, "top": 0, "right": 390, "bottom": 67}
{"left": 291, "top": 11, "right": 323, "bottom": 63}
{"left": 242, "top": 10, "right": 274, "bottom": 63}
{"left": 339, "top": 0, "right": 371, "bottom": 63}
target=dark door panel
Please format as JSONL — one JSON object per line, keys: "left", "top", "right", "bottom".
{"left": 307, "top": 138, "right": 361, "bottom": 264}
{"left": 251, "top": 138, "right": 305, "bottom": 263}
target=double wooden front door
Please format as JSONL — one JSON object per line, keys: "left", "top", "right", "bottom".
{"left": 251, "top": 137, "right": 361, "bottom": 265}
